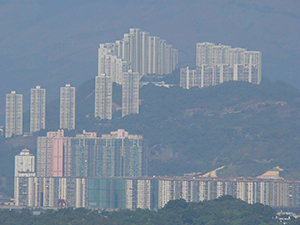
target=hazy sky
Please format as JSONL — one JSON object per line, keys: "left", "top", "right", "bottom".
{"left": 0, "top": 0, "right": 299, "bottom": 125}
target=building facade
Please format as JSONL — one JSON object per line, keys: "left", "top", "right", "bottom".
{"left": 14, "top": 149, "right": 36, "bottom": 206}
{"left": 30, "top": 85, "right": 46, "bottom": 133}
{"left": 98, "top": 28, "right": 178, "bottom": 79}
{"left": 94, "top": 73, "right": 112, "bottom": 119}
{"left": 100, "top": 129, "right": 148, "bottom": 177}
{"left": 5, "top": 91, "right": 23, "bottom": 138}
{"left": 14, "top": 177, "right": 86, "bottom": 208}
{"left": 60, "top": 84, "right": 75, "bottom": 130}
{"left": 14, "top": 176, "right": 300, "bottom": 209}
{"left": 98, "top": 54, "right": 128, "bottom": 85}
{"left": 36, "top": 129, "right": 148, "bottom": 178}
{"left": 15, "top": 149, "right": 35, "bottom": 177}
{"left": 36, "top": 130, "right": 72, "bottom": 177}
{"left": 70, "top": 131, "right": 99, "bottom": 177}
{"left": 17, "top": 129, "right": 150, "bottom": 208}
{"left": 122, "top": 70, "right": 139, "bottom": 117}
{"left": 95, "top": 28, "right": 177, "bottom": 120}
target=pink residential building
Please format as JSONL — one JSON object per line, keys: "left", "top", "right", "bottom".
{"left": 51, "top": 130, "right": 65, "bottom": 177}
{"left": 37, "top": 130, "right": 70, "bottom": 177}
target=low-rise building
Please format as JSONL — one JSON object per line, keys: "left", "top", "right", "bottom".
{"left": 14, "top": 176, "right": 300, "bottom": 209}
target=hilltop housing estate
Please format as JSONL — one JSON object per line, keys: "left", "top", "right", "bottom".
{"left": 95, "top": 28, "right": 178, "bottom": 120}
{"left": 180, "top": 42, "right": 261, "bottom": 89}
{"left": 4, "top": 29, "right": 262, "bottom": 138}
{"left": 8, "top": 28, "right": 279, "bottom": 212}
{"left": 5, "top": 28, "right": 179, "bottom": 136}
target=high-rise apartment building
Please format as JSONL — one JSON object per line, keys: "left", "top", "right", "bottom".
{"left": 140, "top": 31, "right": 149, "bottom": 76}
{"left": 98, "top": 53, "right": 127, "bottom": 85}
{"left": 196, "top": 42, "right": 214, "bottom": 67}
{"left": 97, "top": 137, "right": 123, "bottom": 177}
{"left": 70, "top": 131, "right": 99, "bottom": 177}
{"left": 14, "top": 149, "right": 36, "bottom": 207}
{"left": 148, "top": 36, "right": 159, "bottom": 75}
{"left": 96, "top": 28, "right": 177, "bottom": 119}
{"left": 122, "top": 70, "right": 139, "bottom": 117}
{"left": 5, "top": 91, "right": 23, "bottom": 138}
{"left": 181, "top": 42, "right": 262, "bottom": 89}
{"left": 60, "top": 84, "right": 75, "bottom": 130}
{"left": 100, "top": 129, "right": 148, "bottom": 177}
{"left": 69, "top": 129, "right": 148, "bottom": 177}
{"left": 30, "top": 85, "right": 46, "bottom": 133}
{"left": 14, "top": 149, "right": 35, "bottom": 177}
{"left": 95, "top": 74, "right": 112, "bottom": 120}
{"left": 98, "top": 28, "right": 178, "bottom": 78}
{"left": 129, "top": 28, "right": 141, "bottom": 73}
{"left": 14, "top": 176, "right": 86, "bottom": 207}
{"left": 179, "top": 67, "right": 202, "bottom": 90}
{"left": 36, "top": 129, "right": 148, "bottom": 178}
{"left": 37, "top": 129, "right": 71, "bottom": 177}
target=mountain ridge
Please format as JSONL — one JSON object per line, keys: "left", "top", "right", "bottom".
{"left": 22, "top": 76, "right": 300, "bottom": 177}
{"left": 2, "top": 76, "right": 300, "bottom": 196}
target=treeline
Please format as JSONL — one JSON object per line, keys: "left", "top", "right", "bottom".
{"left": 0, "top": 196, "right": 284, "bottom": 225}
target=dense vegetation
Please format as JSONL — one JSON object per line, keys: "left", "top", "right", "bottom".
{"left": 2, "top": 73, "right": 300, "bottom": 197}
{"left": 0, "top": 196, "right": 282, "bottom": 225}
{"left": 70, "top": 76, "right": 300, "bottom": 180}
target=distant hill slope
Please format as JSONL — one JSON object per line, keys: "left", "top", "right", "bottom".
{"left": 3, "top": 77, "right": 300, "bottom": 197}
{"left": 27, "top": 76, "right": 300, "bottom": 180}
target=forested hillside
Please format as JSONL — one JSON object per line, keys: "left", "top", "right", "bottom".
{"left": 68, "top": 77, "right": 300, "bottom": 180}
{"left": 2, "top": 76, "right": 300, "bottom": 197}
{"left": 0, "top": 196, "right": 282, "bottom": 224}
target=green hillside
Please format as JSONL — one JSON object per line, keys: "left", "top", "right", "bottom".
{"left": 2, "top": 76, "right": 300, "bottom": 197}
{"left": 69, "top": 77, "right": 300, "bottom": 180}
